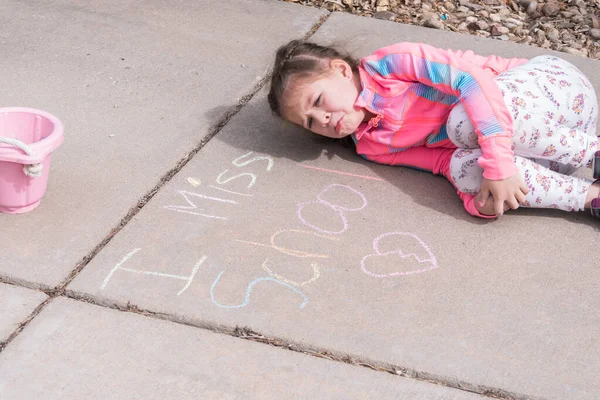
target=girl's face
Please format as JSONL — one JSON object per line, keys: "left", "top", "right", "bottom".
{"left": 282, "top": 59, "right": 368, "bottom": 139}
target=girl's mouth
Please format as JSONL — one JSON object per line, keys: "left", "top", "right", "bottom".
{"left": 335, "top": 116, "right": 344, "bottom": 135}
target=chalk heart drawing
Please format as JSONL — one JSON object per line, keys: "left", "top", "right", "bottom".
{"left": 361, "top": 232, "right": 438, "bottom": 278}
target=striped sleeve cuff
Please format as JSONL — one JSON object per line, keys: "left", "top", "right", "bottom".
{"left": 477, "top": 136, "right": 518, "bottom": 180}
{"left": 461, "top": 192, "right": 497, "bottom": 219}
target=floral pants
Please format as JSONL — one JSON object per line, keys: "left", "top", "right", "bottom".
{"left": 447, "top": 55, "right": 599, "bottom": 212}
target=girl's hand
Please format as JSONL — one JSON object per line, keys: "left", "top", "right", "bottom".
{"left": 476, "top": 173, "right": 529, "bottom": 216}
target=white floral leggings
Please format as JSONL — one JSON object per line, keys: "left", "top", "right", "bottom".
{"left": 447, "top": 55, "right": 599, "bottom": 212}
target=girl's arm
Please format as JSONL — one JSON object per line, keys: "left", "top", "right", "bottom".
{"left": 360, "top": 146, "right": 496, "bottom": 219}
{"left": 360, "top": 42, "right": 517, "bottom": 181}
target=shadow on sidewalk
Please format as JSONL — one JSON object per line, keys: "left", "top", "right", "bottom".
{"left": 207, "top": 100, "right": 600, "bottom": 230}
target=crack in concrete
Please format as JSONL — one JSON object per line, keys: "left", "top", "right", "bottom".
{"left": 60, "top": 289, "right": 543, "bottom": 400}
{"left": 0, "top": 289, "right": 55, "bottom": 353}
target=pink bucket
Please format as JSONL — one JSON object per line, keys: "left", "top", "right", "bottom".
{"left": 0, "top": 107, "right": 64, "bottom": 214}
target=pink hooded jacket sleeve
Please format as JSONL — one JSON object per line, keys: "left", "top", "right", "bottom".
{"left": 357, "top": 143, "right": 496, "bottom": 219}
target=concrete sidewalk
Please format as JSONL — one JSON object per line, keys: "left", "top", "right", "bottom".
{"left": 1, "top": 1, "right": 599, "bottom": 399}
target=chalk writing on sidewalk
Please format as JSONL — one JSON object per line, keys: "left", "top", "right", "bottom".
{"left": 101, "top": 248, "right": 206, "bottom": 296}
{"left": 297, "top": 184, "right": 368, "bottom": 235}
{"left": 210, "top": 271, "right": 309, "bottom": 309}
{"left": 100, "top": 150, "right": 440, "bottom": 311}
{"left": 102, "top": 179, "right": 369, "bottom": 310}
{"left": 213, "top": 184, "right": 368, "bottom": 309}
{"left": 235, "top": 229, "right": 338, "bottom": 259}
{"left": 164, "top": 151, "right": 272, "bottom": 220}
{"left": 297, "top": 163, "right": 384, "bottom": 181}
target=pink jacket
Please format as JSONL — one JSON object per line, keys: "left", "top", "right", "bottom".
{"left": 352, "top": 43, "right": 528, "bottom": 217}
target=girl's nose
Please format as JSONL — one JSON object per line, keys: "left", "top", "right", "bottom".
{"left": 318, "top": 112, "right": 331, "bottom": 126}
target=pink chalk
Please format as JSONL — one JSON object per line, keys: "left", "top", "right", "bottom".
{"left": 0, "top": 108, "right": 64, "bottom": 214}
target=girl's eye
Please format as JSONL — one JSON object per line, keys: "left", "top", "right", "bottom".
{"left": 314, "top": 95, "right": 321, "bottom": 107}
{"left": 307, "top": 95, "right": 320, "bottom": 129}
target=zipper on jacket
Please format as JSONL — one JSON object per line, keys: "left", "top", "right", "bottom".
{"left": 356, "top": 112, "right": 384, "bottom": 140}
{"left": 370, "top": 114, "right": 383, "bottom": 128}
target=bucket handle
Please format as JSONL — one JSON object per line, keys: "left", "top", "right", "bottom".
{"left": 0, "top": 137, "right": 43, "bottom": 178}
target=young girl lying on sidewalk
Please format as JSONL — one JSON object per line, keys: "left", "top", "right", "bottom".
{"left": 267, "top": 40, "right": 600, "bottom": 219}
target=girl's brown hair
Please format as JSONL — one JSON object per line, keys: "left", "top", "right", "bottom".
{"left": 267, "top": 40, "right": 359, "bottom": 118}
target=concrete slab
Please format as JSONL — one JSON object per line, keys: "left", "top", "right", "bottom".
{"left": 67, "top": 12, "right": 600, "bottom": 400}
{"left": 0, "top": 283, "right": 47, "bottom": 343}
{"left": 0, "top": 0, "right": 326, "bottom": 287}
{"left": 0, "top": 297, "right": 485, "bottom": 399}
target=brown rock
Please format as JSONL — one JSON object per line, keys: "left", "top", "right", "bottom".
{"left": 546, "top": 28, "right": 560, "bottom": 41}
{"left": 557, "top": 22, "right": 575, "bottom": 29}
{"left": 535, "top": 29, "right": 546, "bottom": 42}
{"left": 570, "top": 41, "right": 583, "bottom": 49}
{"left": 519, "top": 36, "right": 533, "bottom": 44}
{"left": 458, "top": 0, "right": 485, "bottom": 11}
{"left": 561, "top": 47, "right": 585, "bottom": 56}
{"left": 508, "top": 0, "right": 520, "bottom": 12}
{"left": 421, "top": 11, "right": 437, "bottom": 20}
{"left": 518, "top": 0, "right": 535, "bottom": 6}
{"left": 443, "top": 1, "right": 456, "bottom": 11}
{"left": 504, "top": 17, "right": 523, "bottom": 26}
{"left": 468, "top": 20, "right": 489, "bottom": 30}
{"left": 374, "top": 10, "right": 396, "bottom": 20}
{"left": 489, "top": 13, "right": 502, "bottom": 22}
{"left": 561, "top": 31, "right": 576, "bottom": 41}
{"left": 376, "top": 0, "right": 389, "bottom": 10}
{"left": 589, "top": 29, "right": 600, "bottom": 40}
{"left": 571, "top": 15, "right": 584, "bottom": 23}
{"left": 542, "top": 1, "right": 560, "bottom": 16}
{"left": 423, "top": 18, "right": 444, "bottom": 29}
{"left": 491, "top": 25, "right": 510, "bottom": 35}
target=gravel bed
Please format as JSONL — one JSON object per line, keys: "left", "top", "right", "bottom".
{"left": 282, "top": 0, "right": 600, "bottom": 59}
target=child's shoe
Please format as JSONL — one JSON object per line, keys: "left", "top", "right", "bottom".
{"left": 594, "top": 150, "right": 600, "bottom": 180}
{"left": 592, "top": 152, "right": 600, "bottom": 218}
{"left": 592, "top": 184, "right": 600, "bottom": 218}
